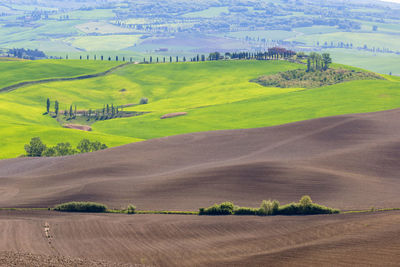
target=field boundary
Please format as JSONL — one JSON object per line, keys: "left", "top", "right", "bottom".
{"left": 0, "top": 207, "right": 399, "bottom": 216}
{"left": 0, "top": 62, "right": 133, "bottom": 93}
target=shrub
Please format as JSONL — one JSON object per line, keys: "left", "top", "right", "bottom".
{"left": 24, "top": 137, "right": 46, "bottom": 157}
{"left": 139, "top": 97, "right": 149, "bottom": 104}
{"left": 199, "top": 196, "right": 339, "bottom": 216}
{"left": 234, "top": 207, "right": 258, "bottom": 215}
{"left": 199, "top": 202, "right": 235, "bottom": 215}
{"left": 54, "top": 201, "right": 107, "bottom": 213}
{"left": 278, "top": 196, "right": 339, "bottom": 215}
{"left": 258, "top": 200, "right": 280, "bottom": 215}
{"left": 299, "top": 195, "right": 312, "bottom": 207}
{"left": 127, "top": 204, "right": 136, "bottom": 214}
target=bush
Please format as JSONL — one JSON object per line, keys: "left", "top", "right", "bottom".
{"left": 54, "top": 201, "right": 107, "bottom": 213}
{"left": 139, "top": 97, "right": 149, "bottom": 104}
{"left": 199, "top": 196, "right": 339, "bottom": 216}
{"left": 127, "top": 204, "right": 136, "bottom": 214}
{"left": 199, "top": 202, "right": 235, "bottom": 215}
{"left": 278, "top": 196, "right": 339, "bottom": 215}
{"left": 234, "top": 207, "right": 258, "bottom": 215}
{"left": 258, "top": 200, "right": 280, "bottom": 215}
{"left": 24, "top": 137, "right": 46, "bottom": 157}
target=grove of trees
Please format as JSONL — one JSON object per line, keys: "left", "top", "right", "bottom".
{"left": 24, "top": 137, "right": 108, "bottom": 157}
{"left": 307, "top": 52, "right": 332, "bottom": 72}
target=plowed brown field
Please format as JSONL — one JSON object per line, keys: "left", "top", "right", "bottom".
{"left": 1, "top": 109, "right": 400, "bottom": 266}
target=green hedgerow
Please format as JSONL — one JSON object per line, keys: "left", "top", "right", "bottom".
{"left": 199, "top": 202, "right": 235, "bottom": 215}
{"left": 54, "top": 201, "right": 107, "bottom": 213}
{"left": 127, "top": 204, "right": 136, "bottom": 214}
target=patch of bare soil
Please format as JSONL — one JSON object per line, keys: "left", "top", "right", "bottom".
{"left": 160, "top": 112, "right": 187, "bottom": 119}
{"left": 0, "top": 211, "right": 399, "bottom": 266}
{"left": 63, "top": 124, "right": 92, "bottom": 131}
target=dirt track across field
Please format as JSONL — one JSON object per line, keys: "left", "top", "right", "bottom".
{"left": 1, "top": 109, "right": 400, "bottom": 266}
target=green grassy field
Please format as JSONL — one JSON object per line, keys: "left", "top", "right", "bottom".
{"left": 0, "top": 59, "right": 399, "bottom": 159}
{"left": 0, "top": 59, "right": 122, "bottom": 89}
{"left": 328, "top": 49, "right": 400, "bottom": 76}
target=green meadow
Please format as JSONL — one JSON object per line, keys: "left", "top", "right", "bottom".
{"left": 0, "top": 59, "right": 399, "bottom": 159}
{"left": 0, "top": 59, "right": 121, "bottom": 89}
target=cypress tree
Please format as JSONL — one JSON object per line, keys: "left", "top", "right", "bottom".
{"left": 55, "top": 101, "right": 59, "bottom": 116}
{"left": 46, "top": 98, "right": 50, "bottom": 113}
{"left": 69, "top": 105, "right": 73, "bottom": 118}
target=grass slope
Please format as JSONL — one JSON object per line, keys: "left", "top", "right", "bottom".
{"left": 0, "top": 59, "right": 122, "bottom": 89}
{"left": 0, "top": 59, "right": 399, "bottom": 159}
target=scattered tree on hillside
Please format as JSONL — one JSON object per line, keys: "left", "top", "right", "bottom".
{"left": 77, "top": 139, "right": 108, "bottom": 153}
{"left": 307, "top": 52, "right": 323, "bottom": 72}
{"left": 55, "top": 101, "right": 59, "bottom": 116}
{"left": 140, "top": 97, "right": 149, "bottom": 104}
{"left": 322, "top": 53, "right": 332, "bottom": 71}
{"left": 69, "top": 105, "right": 73, "bottom": 119}
{"left": 46, "top": 98, "right": 50, "bottom": 113}
{"left": 24, "top": 137, "right": 46, "bottom": 157}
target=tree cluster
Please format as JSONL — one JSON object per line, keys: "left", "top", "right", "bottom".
{"left": 9, "top": 48, "right": 46, "bottom": 59}
{"left": 307, "top": 52, "right": 332, "bottom": 72}
{"left": 24, "top": 137, "right": 108, "bottom": 157}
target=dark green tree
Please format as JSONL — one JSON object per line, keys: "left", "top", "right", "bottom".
{"left": 24, "top": 137, "right": 46, "bottom": 157}
{"left": 77, "top": 139, "right": 91, "bottom": 153}
{"left": 55, "top": 101, "right": 59, "bottom": 116}
{"left": 54, "top": 142, "right": 76, "bottom": 156}
{"left": 69, "top": 105, "right": 73, "bottom": 118}
{"left": 43, "top": 147, "right": 57, "bottom": 157}
{"left": 322, "top": 53, "right": 332, "bottom": 71}
{"left": 46, "top": 98, "right": 50, "bottom": 113}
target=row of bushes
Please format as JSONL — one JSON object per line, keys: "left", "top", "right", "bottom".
{"left": 54, "top": 202, "right": 136, "bottom": 214}
{"left": 199, "top": 196, "right": 340, "bottom": 216}
{"left": 54, "top": 196, "right": 339, "bottom": 216}
{"left": 24, "top": 137, "right": 108, "bottom": 157}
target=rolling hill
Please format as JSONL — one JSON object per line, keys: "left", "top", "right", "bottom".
{"left": 1, "top": 108, "right": 399, "bottom": 211}
{"left": 0, "top": 109, "right": 400, "bottom": 266}
{"left": 1, "top": 59, "right": 400, "bottom": 266}
{"left": 0, "top": 59, "right": 399, "bottom": 159}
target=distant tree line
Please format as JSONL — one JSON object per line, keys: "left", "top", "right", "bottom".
{"left": 67, "top": 47, "right": 296, "bottom": 63}
{"left": 46, "top": 98, "right": 148, "bottom": 121}
{"left": 9, "top": 48, "right": 46, "bottom": 59}
{"left": 24, "top": 137, "right": 108, "bottom": 157}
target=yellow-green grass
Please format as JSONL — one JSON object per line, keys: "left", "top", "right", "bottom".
{"left": 0, "top": 60, "right": 399, "bottom": 159}
{"left": 0, "top": 59, "right": 122, "bottom": 89}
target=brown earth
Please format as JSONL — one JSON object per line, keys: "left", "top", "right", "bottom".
{"left": 63, "top": 124, "right": 92, "bottom": 131}
{"left": 1, "top": 109, "right": 400, "bottom": 266}
{"left": 0, "top": 210, "right": 399, "bottom": 266}
{"left": 160, "top": 112, "right": 187, "bottom": 119}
